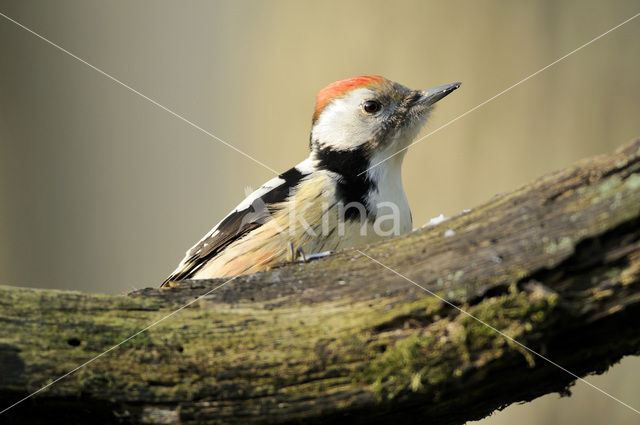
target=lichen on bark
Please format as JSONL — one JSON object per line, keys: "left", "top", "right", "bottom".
{"left": 0, "top": 138, "right": 639, "bottom": 425}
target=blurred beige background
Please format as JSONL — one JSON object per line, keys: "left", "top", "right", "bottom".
{"left": 1, "top": 0, "right": 639, "bottom": 423}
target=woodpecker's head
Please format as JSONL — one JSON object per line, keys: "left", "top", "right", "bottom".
{"left": 310, "top": 76, "right": 460, "bottom": 177}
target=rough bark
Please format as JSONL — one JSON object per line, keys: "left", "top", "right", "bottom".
{"left": 1, "top": 139, "right": 640, "bottom": 425}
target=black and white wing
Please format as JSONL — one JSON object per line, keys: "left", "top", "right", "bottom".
{"left": 161, "top": 158, "right": 315, "bottom": 285}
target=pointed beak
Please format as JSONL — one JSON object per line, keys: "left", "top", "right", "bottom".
{"left": 418, "top": 82, "right": 461, "bottom": 107}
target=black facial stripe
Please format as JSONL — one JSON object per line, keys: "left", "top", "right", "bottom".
{"left": 313, "top": 145, "right": 376, "bottom": 219}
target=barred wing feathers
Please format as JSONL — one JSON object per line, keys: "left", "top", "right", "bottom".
{"left": 161, "top": 160, "right": 313, "bottom": 285}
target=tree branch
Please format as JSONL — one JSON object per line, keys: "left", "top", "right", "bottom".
{"left": 1, "top": 139, "right": 640, "bottom": 425}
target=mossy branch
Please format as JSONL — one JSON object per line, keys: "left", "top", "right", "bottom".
{"left": 1, "top": 139, "right": 640, "bottom": 425}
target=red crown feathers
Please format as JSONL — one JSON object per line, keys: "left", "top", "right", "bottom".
{"left": 313, "top": 75, "right": 386, "bottom": 122}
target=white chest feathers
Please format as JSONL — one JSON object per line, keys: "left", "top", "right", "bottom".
{"left": 365, "top": 150, "right": 412, "bottom": 235}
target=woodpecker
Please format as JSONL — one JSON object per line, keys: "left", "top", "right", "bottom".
{"left": 162, "top": 76, "right": 460, "bottom": 285}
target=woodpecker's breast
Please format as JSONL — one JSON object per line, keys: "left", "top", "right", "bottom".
{"left": 366, "top": 174, "right": 412, "bottom": 235}
{"left": 188, "top": 155, "right": 411, "bottom": 280}
{"left": 310, "top": 135, "right": 411, "bottom": 234}
{"left": 365, "top": 147, "right": 412, "bottom": 234}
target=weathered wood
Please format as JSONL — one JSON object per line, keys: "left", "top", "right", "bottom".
{"left": 1, "top": 139, "right": 639, "bottom": 425}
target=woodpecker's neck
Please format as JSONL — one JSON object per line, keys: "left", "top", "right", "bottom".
{"left": 310, "top": 142, "right": 408, "bottom": 222}
{"left": 310, "top": 144, "right": 372, "bottom": 212}
{"left": 365, "top": 147, "right": 411, "bottom": 231}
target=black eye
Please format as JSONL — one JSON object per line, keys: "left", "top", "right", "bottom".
{"left": 363, "top": 100, "right": 381, "bottom": 114}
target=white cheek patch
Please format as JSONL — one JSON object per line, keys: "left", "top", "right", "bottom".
{"left": 311, "top": 88, "right": 379, "bottom": 151}
{"left": 406, "top": 111, "right": 430, "bottom": 138}
{"left": 397, "top": 115, "right": 428, "bottom": 150}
